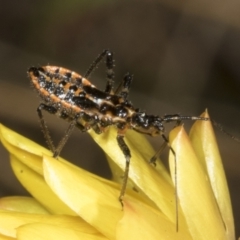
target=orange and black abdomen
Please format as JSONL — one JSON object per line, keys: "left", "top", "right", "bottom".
{"left": 28, "top": 66, "right": 134, "bottom": 123}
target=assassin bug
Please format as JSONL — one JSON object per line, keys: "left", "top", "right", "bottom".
{"left": 28, "top": 50, "right": 210, "bottom": 219}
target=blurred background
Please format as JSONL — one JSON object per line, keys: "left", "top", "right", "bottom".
{"left": 0, "top": 0, "right": 240, "bottom": 236}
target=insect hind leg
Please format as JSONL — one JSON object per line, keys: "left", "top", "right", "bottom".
{"left": 37, "top": 104, "right": 83, "bottom": 158}
{"left": 53, "top": 112, "right": 100, "bottom": 157}
{"left": 52, "top": 120, "right": 76, "bottom": 158}
{"left": 37, "top": 103, "right": 57, "bottom": 153}
{"left": 84, "top": 50, "right": 115, "bottom": 94}
{"left": 114, "top": 73, "right": 133, "bottom": 100}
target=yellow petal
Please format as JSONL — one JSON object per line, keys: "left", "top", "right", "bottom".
{"left": 17, "top": 223, "right": 108, "bottom": 240}
{"left": 89, "top": 128, "right": 177, "bottom": 223}
{"left": 43, "top": 154, "right": 122, "bottom": 240}
{"left": 169, "top": 126, "right": 227, "bottom": 240}
{"left": 0, "top": 124, "right": 50, "bottom": 175}
{"left": 105, "top": 154, "right": 165, "bottom": 209}
{"left": 0, "top": 234, "right": 16, "bottom": 240}
{"left": 0, "top": 197, "right": 49, "bottom": 214}
{"left": 42, "top": 154, "right": 191, "bottom": 239}
{"left": 0, "top": 124, "right": 69, "bottom": 176}
{"left": 10, "top": 154, "right": 76, "bottom": 216}
{"left": 0, "top": 124, "right": 81, "bottom": 216}
{"left": 0, "top": 233, "right": 15, "bottom": 240}
{"left": 189, "top": 111, "right": 235, "bottom": 239}
{"left": 0, "top": 122, "right": 176, "bottom": 224}
{"left": 0, "top": 124, "right": 51, "bottom": 157}
{"left": 116, "top": 195, "right": 192, "bottom": 240}
{"left": 0, "top": 211, "right": 100, "bottom": 238}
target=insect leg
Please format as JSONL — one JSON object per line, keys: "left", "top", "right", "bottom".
{"left": 53, "top": 112, "right": 95, "bottom": 157}
{"left": 91, "top": 123, "right": 103, "bottom": 134}
{"left": 149, "top": 141, "right": 168, "bottom": 166}
{"left": 116, "top": 132, "right": 131, "bottom": 206}
{"left": 160, "top": 133, "right": 179, "bottom": 231}
{"left": 75, "top": 121, "right": 90, "bottom": 132}
{"left": 60, "top": 111, "right": 88, "bottom": 132}
{"left": 114, "top": 73, "right": 133, "bottom": 100}
{"left": 37, "top": 103, "right": 58, "bottom": 153}
{"left": 158, "top": 114, "right": 209, "bottom": 230}
{"left": 84, "top": 50, "right": 115, "bottom": 94}
{"left": 53, "top": 120, "right": 76, "bottom": 158}
{"left": 37, "top": 105, "right": 83, "bottom": 158}
{"left": 84, "top": 50, "right": 109, "bottom": 78}
{"left": 104, "top": 50, "right": 115, "bottom": 94}
{"left": 83, "top": 115, "right": 103, "bottom": 134}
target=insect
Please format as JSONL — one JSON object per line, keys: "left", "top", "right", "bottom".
{"left": 28, "top": 49, "right": 210, "bottom": 210}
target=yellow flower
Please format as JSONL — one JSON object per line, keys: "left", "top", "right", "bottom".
{"left": 0, "top": 110, "right": 235, "bottom": 240}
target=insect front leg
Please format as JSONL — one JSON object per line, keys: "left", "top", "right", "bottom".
{"left": 116, "top": 130, "right": 131, "bottom": 206}
{"left": 148, "top": 129, "right": 179, "bottom": 230}
{"left": 161, "top": 133, "right": 179, "bottom": 231}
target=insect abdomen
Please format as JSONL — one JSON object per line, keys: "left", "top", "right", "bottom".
{"left": 28, "top": 66, "right": 133, "bottom": 123}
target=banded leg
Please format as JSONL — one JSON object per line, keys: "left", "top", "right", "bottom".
{"left": 53, "top": 112, "right": 91, "bottom": 157}
{"left": 37, "top": 104, "right": 86, "bottom": 158}
{"left": 84, "top": 50, "right": 115, "bottom": 94}
{"left": 53, "top": 120, "right": 76, "bottom": 158}
{"left": 116, "top": 133, "right": 131, "bottom": 205}
{"left": 114, "top": 73, "right": 133, "bottom": 100}
{"left": 37, "top": 103, "right": 58, "bottom": 153}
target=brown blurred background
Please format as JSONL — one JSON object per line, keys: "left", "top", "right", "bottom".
{"left": 0, "top": 0, "right": 240, "bottom": 236}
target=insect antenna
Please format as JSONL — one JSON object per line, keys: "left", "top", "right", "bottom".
{"left": 211, "top": 119, "right": 240, "bottom": 143}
